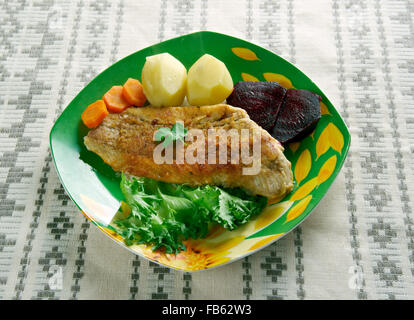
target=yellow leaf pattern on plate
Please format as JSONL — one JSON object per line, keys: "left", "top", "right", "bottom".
{"left": 231, "top": 47, "right": 260, "bottom": 60}
{"left": 318, "top": 155, "right": 337, "bottom": 184}
{"left": 241, "top": 72, "right": 259, "bottom": 81}
{"left": 254, "top": 205, "right": 285, "bottom": 231}
{"left": 328, "top": 123, "right": 344, "bottom": 154}
{"left": 289, "top": 141, "right": 300, "bottom": 153}
{"left": 290, "top": 177, "right": 318, "bottom": 201}
{"left": 295, "top": 149, "right": 311, "bottom": 184}
{"left": 316, "top": 123, "right": 344, "bottom": 159}
{"left": 320, "top": 102, "right": 330, "bottom": 115}
{"left": 286, "top": 195, "right": 312, "bottom": 223}
{"left": 211, "top": 236, "right": 245, "bottom": 252}
{"left": 316, "top": 127, "right": 330, "bottom": 158}
{"left": 248, "top": 234, "right": 283, "bottom": 251}
{"left": 263, "top": 73, "right": 294, "bottom": 89}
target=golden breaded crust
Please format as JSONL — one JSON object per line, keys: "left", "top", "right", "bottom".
{"left": 84, "top": 104, "right": 293, "bottom": 198}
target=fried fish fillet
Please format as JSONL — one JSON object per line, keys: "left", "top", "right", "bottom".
{"left": 84, "top": 104, "right": 293, "bottom": 199}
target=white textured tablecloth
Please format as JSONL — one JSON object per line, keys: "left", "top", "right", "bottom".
{"left": 0, "top": 0, "right": 413, "bottom": 300}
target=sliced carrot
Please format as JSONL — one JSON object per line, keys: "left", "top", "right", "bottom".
{"left": 122, "top": 78, "right": 146, "bottom": 106}
{"left": 81, "top": 100, "right": 109, "bottom": 128}
{"left": 103, "top": 85, "right": 131, "bottom": 113}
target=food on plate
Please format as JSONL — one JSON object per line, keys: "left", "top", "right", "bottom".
{"left": 226, "top": 81, "right": 322, "bottom": 144}
{"left": 79, "top": 51, "right": 327, "bottom": 254}
{"left": 141, "top": 53, "right": 187, "bottom": 107}
{"left": 111, "top": 174, "right": 267, "bottom": 253}
{"left": 122, "top": 78, "right": 146, "bottom": 106}
{"left": 103, "top": 85, "right": 131, "bottom": 113}
{"left": 186, "top": 54, "right": 233, "bottom": 106}
{"left": 272, "top": 89, "right": 321, "bottom": 144}
{"left": 226, "top": 81, "right": 286, "bottom": 132}
{"left": 154, "top": 122, "right": 187, "bottom": 147}
{"left": 82, "top": 78, "right": 146, "bottom": 125}
{"left": 83, "top": 104, "right": 293, "bottom": 199}
{"left": 81, "top": 100, "right": 109, "bottom": 129}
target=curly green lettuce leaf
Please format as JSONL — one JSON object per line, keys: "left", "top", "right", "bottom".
{"left": 111, "top": 174, "right": 267, "bottom": 254}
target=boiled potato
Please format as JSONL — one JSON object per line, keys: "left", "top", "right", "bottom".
{"left": 187, "top": 54, "right": 233, "bottom": 106}
{"left": 141, "top": 53, "right": 187, "bottom": 107}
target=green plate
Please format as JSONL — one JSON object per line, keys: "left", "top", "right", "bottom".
{"left": 50, "top": 31, "right": 350, "bottom": 271}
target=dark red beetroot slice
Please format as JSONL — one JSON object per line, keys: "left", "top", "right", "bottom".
{"left": 226, "top": 81, "right": 287, "bottom": 132}
{"left": 272, "top": 89, "right": 321, "bottom": 144}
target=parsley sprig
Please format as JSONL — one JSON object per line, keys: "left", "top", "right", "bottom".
{"left": 154, "top": 122, "right": 188, "bottom": 147}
